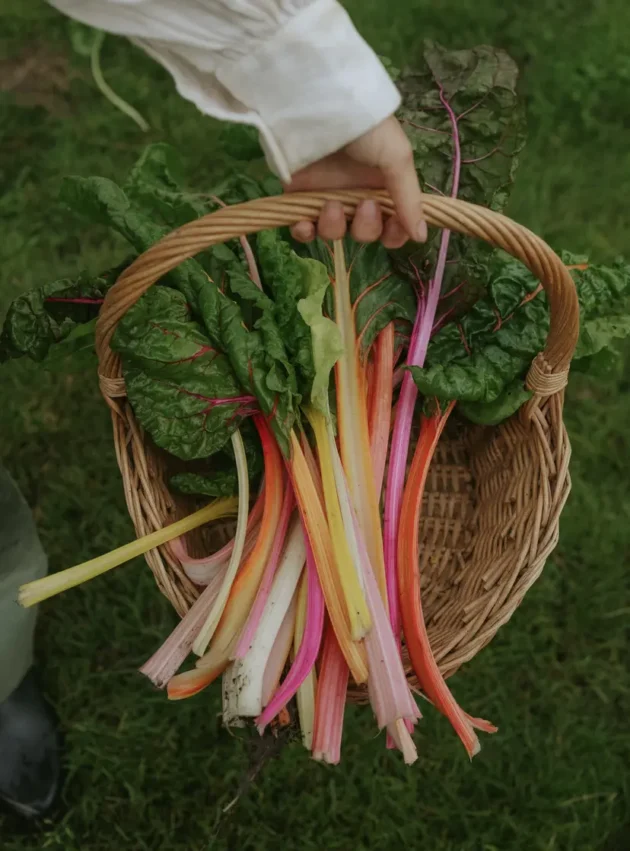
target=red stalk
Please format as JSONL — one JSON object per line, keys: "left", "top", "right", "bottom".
{"left": 398, "top": 403, "right": 496, "bottom": 756}
{"left": 311, "top": 622, "right": 349, "bottom": 764}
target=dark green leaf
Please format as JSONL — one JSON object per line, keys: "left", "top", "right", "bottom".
{"left": 41, "top": 319, "right": 98, "bottom": 374}
{"left": 112, "top": 287, "right": 250, "bottom": 461}
{"left": 61, "top": 175, "right": 225, "bottom": 335}
{"left": 411, "top": 251, "right": 630, "bottom": 424}
{"left": 170, "top": 471, "right": 238, "bottom": 499}
{"left": 256, "top": 230, "right": 339, "bottom": 392}
{"left": 64, "top": 167, "right": 301, "bottom": 456}
{"left": 567, "top": 255, "right": 630, "bottom": 360}
{"left": 409, "top": 251, "right": 548, "bottom": 406}
{"left": 0, "top": 260, "right": 129, "bottom": 362}
{"left": 216, "top": 283, "right": 299, "bottom": 457}
{"left": 458, "top": 380, "right": 532, "bottom": 425}
{"left": 392, "top": 41, "right": 526, "bottom": 309}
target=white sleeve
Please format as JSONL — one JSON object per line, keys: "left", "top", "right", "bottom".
{"left": 48, "top": 0, "right": 401, "bottom": 182}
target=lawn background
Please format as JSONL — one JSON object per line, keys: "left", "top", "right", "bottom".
{"left": 1, "top": 1, "right": 629, "bottom": 849}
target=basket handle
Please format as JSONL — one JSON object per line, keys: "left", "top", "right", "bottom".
{"left": 95, "top": 190, "right": 579, "bottom": 399}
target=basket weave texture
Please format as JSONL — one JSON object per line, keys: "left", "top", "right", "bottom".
{"left": 94, "top": 190, "right": 579, "bottom": 690}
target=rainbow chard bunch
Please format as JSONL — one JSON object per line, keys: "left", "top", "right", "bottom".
{"left": 6, "top": 43, "right": 630, "bottom": 765}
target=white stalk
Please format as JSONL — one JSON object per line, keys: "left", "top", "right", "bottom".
{"left": 192, "top": 430, "right": 249, "bottom": 656}
{"left": 223, "top": 518, "right": 305, "bottom": 720}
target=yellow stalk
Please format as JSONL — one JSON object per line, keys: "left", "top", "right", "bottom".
{"left": 306, "top": 408, "right": 371, "bottom": 640}
{"left": 332, "top": 240, "right": 387, "bottom": 601}
{"left": 18, "top": 497, "right": 238, "bottom": 608}
{"left": 289, "top": 432, "right": 368, "bottom": 684}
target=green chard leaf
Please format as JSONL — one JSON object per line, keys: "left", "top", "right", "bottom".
{"left": 218, "top": 273, "right": 300, "bottom": 457}
{"left": 0, "top": 260, "right": 130, "bottom": 362}
{"left": 296, "top": 260, "right": 344, "bottom": 415}
{"left": 391, "top": 40, "right": 526, "bottom": 311}
{"left": 61, "top": 174, "right": 227, "bottom": 341}
{"left": 256, "top": 229, "right": 336, "bottom": 392}
{"left": 568, "top": 255, "right": 630, "bottom": 361}
{"left": 458, "top": 380, "right": 533, "bottom": 426}
{"left": 297, "top": 237, "right": 417, "bottom": 357}
{"left": 111, "top": 286, "right": 251, "bottom": 461}
{"left": 410, "top": 251, "right": 630, "bottom": 424}
{"left": 170, "top": 470, "right": 239, "bottom": 499}
{"left": 64, "top": 161, "right": 302, "bottom": 456}
{"left": 168, "top": 417, "right": 264, "bottom": 498}
{"left": 123, "top": 143, "right": 214, "bottom": 226}
{"left": 408, "top": 251, "right": 549, "bottom": 409}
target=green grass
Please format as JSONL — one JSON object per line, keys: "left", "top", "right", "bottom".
{"left": 1, "top": 1, "right": 629, "bottom": 849}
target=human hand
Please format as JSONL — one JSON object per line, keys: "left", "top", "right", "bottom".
{"left": 285, "top": 116, "right": 426, "bottom": 249}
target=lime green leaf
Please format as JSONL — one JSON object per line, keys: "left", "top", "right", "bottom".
{"left": 297, "top": 260, "right": 344, "bottom": 415}
{"left": 458, "top": 381, "right": 533, "bottom": 425}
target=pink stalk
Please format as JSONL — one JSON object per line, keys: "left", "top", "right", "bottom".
{"left": 232, "top": 484, "right": 295, "bottom": 659}
{"left": 139, "top": 567, "right": 225, "bottom": 688}
{"left": 210, "top": 194, "right": 262, "bottom": 289}
{"left": 174, "top": 521, "right": 260, "bottom": 585}
{"left": 256, "top": 535, "right": 325, "bottom": 732}
{"left": 261, "top": 594, "right": 298, "bottom": 708}
{"left": 169, "top": 487, "right": 265, "bottom": 585}
{"left": 344, "top": 478, "right": 419, "bottom": 762}
{"left": 383, "top": 81, "right": 462, "bottom": 646}
{"left": 311, "top": 624, "right": 348, "bottom": 765}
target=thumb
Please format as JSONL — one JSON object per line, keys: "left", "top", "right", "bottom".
{"left": 382, "top": 147, "right": 427, "bottom": 243}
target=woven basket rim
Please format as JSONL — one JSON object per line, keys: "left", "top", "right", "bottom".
{"left": 94, "top": 191, "right": 580, "bottom": 397}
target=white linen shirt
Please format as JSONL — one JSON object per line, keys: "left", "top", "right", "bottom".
{"left": 48, "top": 0, "right": 401, "bottom": 182}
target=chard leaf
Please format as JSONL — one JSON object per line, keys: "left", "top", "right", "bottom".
{"left": 0, "top": 261, "right": 129, "bottom": 362}
{"left": 112, "top": 287, "right": 250, "bottom": 461}
{"left": 296, "top": 260, "right": 344, "bottom": 415}
{"left": 123, "top": 143, "right": 214, "bottom": 226}
{"left": 411, "top": 251, "right": 630, "bottom": 423}
{"left": 41, "top": 319, "right": 98, "bottom": 374}
{"left": 170, "top": 470, "right": 238, "bottom": 499}
{"left": 392, "top": 41, "right": 526, "bottom": 310}
{"left": 409, "top": 251, "right": 548, "bottom": 405}
{"left": 64, "top": 166, "right": 300, "bottom": 455}
{"left": 216, "top": 282, "right": 299, "bottom": 456}
{"left": 458, "top": 380, "right": 533, "bottom": 426}
{"left": 256, "top": 230, "right": 336, "bottom": 392}
{"left": 568, "top": 255, "right": 630, "bottom": 360}
{"left": 61, "top": 175, "right": 225, "bottom": 340}
{"left": 297, "top": 237, "right": 417, "bottom": 356}
{"left": 169, "top": 417, "right": 264, "bottom": 498}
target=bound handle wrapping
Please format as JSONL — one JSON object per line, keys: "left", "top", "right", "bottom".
{"left": 95, "top": 191, "right": 580, "bottom": 399}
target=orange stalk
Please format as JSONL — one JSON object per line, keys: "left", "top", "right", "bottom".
{"left": 168, "top": 415, "right": 284, "bottom": 699}
{"left": 289, "top": 432, "right": 368, "bottom": 684}
{"left": 307, "top": 408, "right": 371, "bottom": 640}
{"left": 398, "top": 402, "right": 496, "bottom": 756}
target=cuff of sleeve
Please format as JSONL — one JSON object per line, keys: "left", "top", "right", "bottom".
{"left": 215, "top": 0, "right": 401, "bottom": 182}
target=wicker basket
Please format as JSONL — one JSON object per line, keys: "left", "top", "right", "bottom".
{"left": 94, "top": 190, "right": 579, "bottom": 690}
